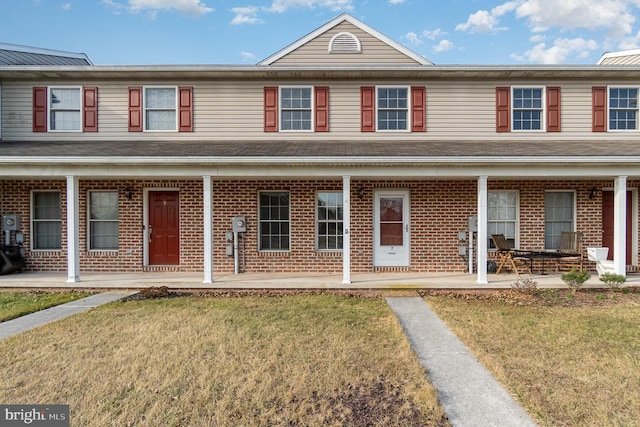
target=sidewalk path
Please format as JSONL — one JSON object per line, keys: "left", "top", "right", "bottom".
{"left": 386, "top": 296, "right": 537, "bottom": 427}
{"left": 0, "top": 292, "right": 135, "bottom": 340}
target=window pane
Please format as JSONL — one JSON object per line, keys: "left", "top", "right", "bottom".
{"left": 609, "top": 87, "right": 639, "bottom": 130}
{"left": 89, "top": 192, "right": 119, "bottom": 250}
{"left": 488, "top": 190, "right": 518, "bottom": 248}
{"left": 259, "top": 192, "right": 290, "bottom": 250}
{"left": 146, "top": 110, "right": 176, "bottom": 131}
{"left": 90, "top": 222, "right": 119, "bottom": 250}
{"left": 34, "top": 192, "right": 61, "bottom": 220}
{"left": 544, "top": 191, "right": 574, "bottom": 249}
{"left": 317, "top": 192, "right": 343, "bottom": 250}
{"left": 145, "top": 88, "right": 175, "bottom": 109}
{"left": 33, "top": 222, "right": 61, "bottom": 249}
{"left": 280, "top": 88, "right": 312, "bottom": 131}
{"left": 512, "top": 87, "right": 543, "bottom": 131}
{"left": 50, "top": 88, "right": 80, "bottom": 109}
{"left": 377, "top": 87, "right": 408, "bottom": 130}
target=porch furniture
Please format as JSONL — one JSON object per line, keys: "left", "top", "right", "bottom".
{"left": 491, "top": 234, "right": 532, "bottom": 276}
{"left": 0, "top": 245, "right": 25, "bottom": 275}
{"left": 555, "top": 231, "right": 584, "bottom": 271}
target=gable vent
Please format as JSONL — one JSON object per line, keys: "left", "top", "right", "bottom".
{"left": 329, "top": 32, "right": 361, "bottom": 53}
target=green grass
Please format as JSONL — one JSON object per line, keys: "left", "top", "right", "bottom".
{"left": 425, "top": 293, "right": 640, "bottom": 426}
{"left": 0, "top": 290, "right": 91, "bottom": 322}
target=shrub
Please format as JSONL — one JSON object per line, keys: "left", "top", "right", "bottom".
{"left": 510, "top": 278, "right": 538, "bottom": 295}
{"left": 599, "top": 272, "right": 626, "bottom": 290}
{"left": 561, "top": 268, "right": 590, "bottom": 293}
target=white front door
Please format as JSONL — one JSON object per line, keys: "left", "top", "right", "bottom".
{"left": 374, "top": 190, "right": 410, "bottom": 267}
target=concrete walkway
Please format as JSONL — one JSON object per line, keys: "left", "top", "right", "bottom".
{"left": 386, "top": 296, "right": 537, "bottom": 427}
{"left": 0, "top": 292, "right": 135, "bottom": 340}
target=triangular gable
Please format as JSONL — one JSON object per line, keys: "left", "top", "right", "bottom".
{"left": 598, "top": 49, "right": 640, "bottom": 65}
{"left": 258, "top": 13, "right": 432, "bottom": 66}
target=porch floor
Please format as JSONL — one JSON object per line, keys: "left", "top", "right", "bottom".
{"left": 1, "top": 270, "right": 638, "bottom": 290}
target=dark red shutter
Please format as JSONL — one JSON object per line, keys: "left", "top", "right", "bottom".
{"left": 264, "top": 86, "right": 278, "bottom": 132}
{"left": 546, "top": 86, "right": 561, "bottom": 132}
{"left": 496, "top": 87, "right": 510, "bottom": 132}
{"left": 592, "top": 86, "right": 607, "bottom": 132}
{"left": 314, "top": 86, "right": 329, "bottom": 132}
{"left": 361, "top": 86, "right": 375, "bottom": 132}
{"left": 411, "top": 86, "right": 426, "bottom": 132}
{"left": 178, "top": 86, "right": 193, "bottom": 132}
{"left": 83, "top": 86, "right": 98, "bottom": 132}
{"left": 33, "top": 87, "right": 47, "bottom": 132}
{"left": 128, "top": 87, "right": 143, "bottom": 132}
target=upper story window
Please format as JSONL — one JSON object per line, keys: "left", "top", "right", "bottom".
{"left": 264, "top": 86, "right": 329, "bottom": 132}
{"left": 49, "top": 87, "right": 81, "bottom": 131}
{"left": 280, "top": 87, "right": 312, "bottom": 131}
{"left": 360, "top": 86, "right": 426, "bottom": 133}
{"left": 33, "top": 86, "right": 98, "bottom": 133}
{"left": 377, "top": 87, "right": 408, "bottom": 131}
{"left": 512, "top": 87, "right": 543, "bottom": 131}
{"left": 145, "top": 87, "right": 177, "bottom": 131}
{"left": 496, "top": 86, "right": 560, "bottom": 133}
{"left": 609, "top": 87, "right": 638, "bottom": 130}
{"left": 128, "top": 86, "right": 193, "bottom": 132}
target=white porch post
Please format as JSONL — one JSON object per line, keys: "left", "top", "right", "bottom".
{"left": 203, "top": 175, "right": 214, "bottom": 284}
{"left": 342, "top": 176, "right": 352, "bottom": 284}
{"left": 614, "top": 176, "right": 627, "bottom": 276}
{"left": 66, "top": 175, "right": 80, "bottom": 283}
{"left": 477, "top": 176, "right": 488, "bottom": 284}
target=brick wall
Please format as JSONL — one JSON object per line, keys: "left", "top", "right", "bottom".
{"left": 0, "top": 178, "right": 636, "bottom": 274}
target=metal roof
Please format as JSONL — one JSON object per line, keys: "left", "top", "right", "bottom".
{"left": 0, "top": 42, "right": 92, "bottom": 66}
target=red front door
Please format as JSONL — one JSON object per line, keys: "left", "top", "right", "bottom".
{"left": 602, "top": 191, "right": 632, "bottom": 263}
{"left": 149, "top": 191, "right": 180, "bottom": 265}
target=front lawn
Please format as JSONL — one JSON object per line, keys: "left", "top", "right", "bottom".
{"left": 424, "top": 289, "right": 640, "bottom": 426}
{"left": 0, "top": 290, "right": 91, "bottom": 322}
{"left": 0, "top": 293, "right": 449, "bottom": 426}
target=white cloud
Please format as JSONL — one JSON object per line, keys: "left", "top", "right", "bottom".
{"left": 404, "top": 31, "right": 422, "bottom": 45}
{"left": 231, "top": 6, "right": 263, "bottom": 25}
{"left": 268, "top": 0, "right": 354, "bottom": 13}
{"left": 104, "top": 0, "right": 214, "bottom": 18}
{"left": 456, "top": 9, "right": 507, "bottom": 34}
{"left": 514, "top": 37, "right": 599, "bottom": 64}
{"left": 61, "top": 3, "right": 72, "bottom": 10}
{"left": 423, "top": 28, "right": 446, "bottom": 40}
{"left": 389, "top": 0, "right": 405, "bottom": 4}
{"left": 240, "top": 51, "right": 257, "bottom": 62}
{"left": 433, "top": 39, "right": 454, "bottom": 53}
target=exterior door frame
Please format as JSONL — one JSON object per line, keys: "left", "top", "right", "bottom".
{"left": 143, "top": 188, "right": 180, "bottom": 267}
{"left": 373, "top": 189, "right": 410, "bottom": 267}
{"left": 602, "top": 187, "right": 638, "bottom": 266}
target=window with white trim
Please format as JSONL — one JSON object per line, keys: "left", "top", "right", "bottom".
{"left": 544, "top": 191, "right": 575, "bottom": 249}
{"left": 377, "top": 87, "right": 408, "bottom": 130}
{"left": 145, "top": 87, "right": 177, "bottom": 131}
{"left": 49, "top": 87, "right": 81, "bottom": 131}
{"left": 32, "top": 191, "right": 62, "bottom": 250}
{"left": 89, "top": 191, "right": 119, "bottom": 250}
{"left": 609, "top": 87, "right": 638, "bottom": 130}
{"left": 317, "top": 192, "right": 343, "bottom": 250}
{"left": 259, "top": 191, "right": 290, "bottom": 251}
{"left": 512, "top": 87, "right": 543, "bottom": 131}
{"left": 280, "top": 87, "right": 312, "bottom": 131}
{"left": 488, "top": 190, "right": 518, "bottom": 248}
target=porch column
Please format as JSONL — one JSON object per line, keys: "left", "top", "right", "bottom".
{"left": 476, "top": 176, "right": 488, "bottom": 284}
{"left": 342, "top": 176, "right": 352, "bottom": 284}
{"left": 614, "top": 176, "right": 627, "bottom": 276}
{"left": 66, "top": 175, "right": 80, "bottom": 283}
{"left": 203, "top": 175, "right": 214, "bottom": 284}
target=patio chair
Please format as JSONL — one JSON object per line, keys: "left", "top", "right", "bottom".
{"left": 556, "top": 231, "right": 583, "bottom": 271}
{"left": 491, "top": 234, "right": 531, "bottom": 276}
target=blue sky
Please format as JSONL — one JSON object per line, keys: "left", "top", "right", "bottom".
{"left": 2, "top": 0, "right": 640, "bottom": 65}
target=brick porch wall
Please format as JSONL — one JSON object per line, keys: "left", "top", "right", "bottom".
{"left": 0, "top": 178, "right": 634, "bottom": 274}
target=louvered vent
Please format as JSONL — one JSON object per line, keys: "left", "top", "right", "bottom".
{"left": 329, "top": 32, "right": 361, "bottom": 53}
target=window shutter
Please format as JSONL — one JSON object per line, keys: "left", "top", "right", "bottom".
{"left": 83, "top": 86, "right": 98, "bottom": 132}
{"left": 178, "top": 86, "right": 193, "bottom": 132}
{"left": 128, "top": 87, "right": 143, "bottom": 132}
{"left": 361, "top": 86, "right": 375, "bottom": 132}
{"left": 592, "top": 86, "right": 607, "bottom": 132}
{"left": 496, "top": 87, "right": 510, "bottom": 132}
{"left": 411, "top": 86, "right": 426, "bottom": 132}
{"left": 33, "top": 87, "right": 47, "bottom": 132}
{"left": 546, "top": 86, "right": 561, "bottom": 132}
{"left": 314, "top": 86, "right": 329, "bottom": 132}
{"left": 264, "top": 86, "right": 278, "bottom": 132}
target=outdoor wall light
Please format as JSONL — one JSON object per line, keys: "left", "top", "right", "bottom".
{"left": 358, "top": 187, "right": 365, "bottom": 200}
{"left": 124, "top": 187, "right": 133, "bottom": 200}
{"left": 588, "top": 187, "right": 598, "bottom": 200}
